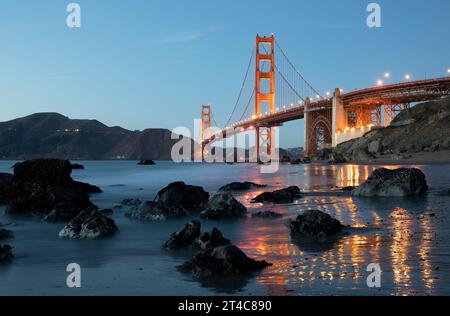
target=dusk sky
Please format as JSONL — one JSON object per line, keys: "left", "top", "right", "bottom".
{"left": 1, "top": 0, "right": 449, "bottom": 148}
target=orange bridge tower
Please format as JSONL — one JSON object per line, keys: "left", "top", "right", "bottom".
{"left": 255, "top": 35, "right": 276, "bottom": 160}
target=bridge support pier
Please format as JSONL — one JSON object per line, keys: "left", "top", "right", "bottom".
{"left": 332, "top": 88, "right": 345, "bottom": 147}
{"left": 303, "top": 98, "right": 311, "bottom": 156}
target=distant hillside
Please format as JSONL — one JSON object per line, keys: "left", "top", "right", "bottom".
{"left": 0, "top": 113, "right": 191, "bottom": 160}
{"left": 333, "top": 97, "right": 450, "bottom": 162}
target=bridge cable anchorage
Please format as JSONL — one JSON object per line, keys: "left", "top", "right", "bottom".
{"left": 274, "top": 39, "right": 322, "bottom": 99}
{"left": 223, "top": 48, "right": 255, "bottom": 128}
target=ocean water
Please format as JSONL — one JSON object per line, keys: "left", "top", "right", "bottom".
{"left": 0, "top": 161, "right": 449, "bottom": 296}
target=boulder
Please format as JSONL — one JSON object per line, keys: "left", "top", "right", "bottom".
{"left": 352, "top": 168, "right": 428, "bottom": 197}
{"left": 137, "top": 160, "right": 156, "bottom": 165}
{"left": 121, "top": 198, "right": 142, "bottom": 206}
{"left": 252, "top": 211, "right": 283, "bottom": 218}
{"left": 5, "top": 159, "right": 101, "bottom": 219}
{"left": 155, "top": 182, "right": 209, "bottom": 211}
{"left": 368, "top": 140, "right": 381, "bottom": 155}
{"left": 59, "top": 206, "right": 118, "bottom": 239}
{"left": 178, "top": 245, "right": 271, "bottom": 278}
{"left": 0, "top": 245, "right": 13, "bottom": 262}
{"left": 218, "top": 182, "right": 266, "bottom": 192}
{"left": 0, "top": 228, "right": 13, "bottom": 240}
{"left": 200, "top": 194, "right": 247, "bottom": 219}
{"left": 163, "top": 220, "right": 201, "bottom": 250}
{"left": 125, "top": 201, "right": 187, "bottom": 221}
{"left": 251, "top": 186, "right": 302, "bottom": 204}
{"left": 192, "top": 228, "right": 231, "bottom": 251}
{"left": 290, "top": 210, "right": 343, "bottom": 237}
{"left": 70, "top": 163, "right": 85, "bottom": 170}
{"left": 0, "top": 173, "right": 13, "bottom": 203}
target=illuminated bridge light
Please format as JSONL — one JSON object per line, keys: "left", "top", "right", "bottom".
{"left": 377, "top": 80, "right": 383, "bottom": 86}
{"left": 405, "top": 74, "right": 411, "bottom": 80}
{"left": 384, "top": 72, "right": 390, "bottom": 78}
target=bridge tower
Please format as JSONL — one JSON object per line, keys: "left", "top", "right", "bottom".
{"left": 201, "top": 105, "right": 212, "bottom": 158}
{"left": 255, "top": 35, "right": 276, "bottom": 160}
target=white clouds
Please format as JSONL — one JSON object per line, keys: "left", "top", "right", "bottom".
{"left": 156, "top": 27, "right": 221, "bottom": 45}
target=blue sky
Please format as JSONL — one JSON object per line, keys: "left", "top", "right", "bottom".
{"left": 0, "top": 0, "right": 449, "bottom": 148}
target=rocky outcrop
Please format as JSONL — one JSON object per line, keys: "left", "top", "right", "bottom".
{"left": 3, "top": 159, "right": 101, "bottom": 220}
{"left": 0, "top": 228, "right": 13, "bottom": 240}
{"left": 70, "top": 163, "right": 84, "bottom": 170}
{"left": 125, "top": 201, "right": 187, "bottom": 221}
{"left": 252, "top": 211, "right": 283, "bottom": 218}
{"left": 352, "top": 168, "right": 428, "bottom": 197}
{"left": 192, "top": 228, "right": 231, "bottom": 251}
{"left": 251, "top": 186, "right": 302, "bottom": 204}
{"left": 163, "top": 220, "right": 201, "bottom": 250}
{"left": 0, "top": 173, "right": 13, "bottom": 203}
{"left": 121, "top": 198, "right": 142, "bottom": 206}
{"left": 59, "top": 206, "right": 118, "bottom": 239}
{"left": 200, "top": 194, "right": 247, "bottom": 219}
{"left": 218, "top": 182, "right": 266, "bottom": 192}
{"left": 137, "top": 160, "right": 156, "bottom": 165}
{"left": 290, "top": 210, "right": 343, "bottom": 237}
{"left": 0, "top": 245, "right": 13, "bottom": 262}
{"left": 178, "top": 245, "right": 271, "bottom": 278}
{"left": 334, "top": 97, "right": 450, "bottom": 161}
{"left": 155, "top": 182, "right": 209, "bottom": 211}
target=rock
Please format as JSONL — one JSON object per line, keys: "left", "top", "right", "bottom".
{"left": 328, "top": 153, "right": 346, "bottom": 164}
{"left": 290, "top": 159, "right": 302, "bottom": 165}
{"left": 290, "top": 210, "right": 343, "bottom": 237}
{"left": 367, "top": 140, "right": 381, "bottom": 155}
{"left": 121, "top": 198, "right": 142, "bottom": 206}
{"left": 163, "top": 220, "right": 201, "bottom": 250}
{"left": 155, "top": 182, "right": 209, "bottom": 211}
{"left": 218, "top": 182, "right": 266, "bottom": 192}
{"left": 0, "top": 245, "right": 13, "bottom": 262}
{"left": 0, "top": 228, "right": 13, "bottom": 240}
{"left": 137, "top": 160, "right": 156, "bottom": 165}
{"left": 251, "top": 186, "right": 302, "bottom": 204}
{"left": 252, "top": 210, "right": 283, "bottom": 218}
{"left": 59, "top": 206, "right": 118, "bottom": 239}
{"left": 438, "top": 189, "right": 450, "bottom": 196}
{"left": 192, "top": 228, "right": 231, "bottom": 251}
{"left": 5, "top": 159, "right": 101, "bottom": 219}
{"left": 200, "top": 194, "right": 247, "bottom": 219}
{"left": 352, "top": 168, "right": 428, "bottom": 197}
{"left": 341, "top": 186, "right": 358, "bottom": 192}
{"left": 70, "top": 163, "right": 85, "bottom": 170}
{"left": 125, "top": 201, "right": 187, "bottom": 221}
{"left": 0, "top": 173, "right": 13, "bottom": 203}
{"left": 99, "top": 208, "right": 113, "bottom": 215}
{"left": 178, "top": 245, "right": 271, "bottom": 278}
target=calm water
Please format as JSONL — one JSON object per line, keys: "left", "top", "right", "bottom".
{"left": 0, "top": 161, "right": 449, "bottom": 296}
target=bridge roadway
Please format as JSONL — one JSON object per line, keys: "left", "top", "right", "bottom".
{"left": 203, "top": 76, "right": 450, "bottom": 145}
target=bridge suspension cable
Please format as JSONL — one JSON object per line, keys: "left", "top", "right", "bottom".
{"left": 222, "top": 49, "right": 255, "bottom": 128}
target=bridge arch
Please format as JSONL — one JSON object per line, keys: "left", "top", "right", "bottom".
{"left": 307, "top": 112, "right": 332, "bottom": 156}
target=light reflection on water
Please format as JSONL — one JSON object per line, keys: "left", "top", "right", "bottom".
{"left": 0, "top": 161, "right": 449, "bottom": 295}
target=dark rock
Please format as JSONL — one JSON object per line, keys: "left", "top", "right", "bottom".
{"left": 4, "top": 159, "right": 101, "bottom": 219}
{"left": 121, "top": 198, "right": 142, "bottom": 206}
{"left": 252, "top": 211, "right": 283, "bottom": 218}
{"left": 192, "top": 228, "right": 231, "bottom": 251}
{"left": 290, "top": 210, "right": 343, "bottom": 237}
{"left": 163, "top": 220, "right": 201, "bottom": 250}
{"left": 99, "top": 208, "right": 113, "bottom": 215}
{"left": 59, "top": 206, "right": 118, "bottom": 239}
{"left": 0, "top": 245, "right": 13, "bottom": 262}
{"left": 70, "top": 163, "right": 85, "bottom": 170}
{"left": 352, "top": 168, "right": 428, "bottom": 197}
{"left": 438, "top": 189, "right": 450, "bottom": 196}
{"left": 125, "top": 201, "right": 187, "bottom": 221}
{"left": 200, "top": 194, "right": 247, "bottom": 219}
{"left": 0, "top": 228, "right": 13, "bottom": 240}
{"left": 137, "top": 160, "right": 156, "bottom": 165}
{"left": 251, "top": 186, "right": 302, "bottom": 204}
{"left": 178, "top": 245, "right": 271, "bottom": 278}
{"left": 155, "top": 182, "right": 209, "bottom": 211}
{"left": 0, "top": 173, "right": 13, "bottom": 203}
{"left": 342, "top": 186, "right": 358, "bottom": 192}
{"left": 290, "top": 159, "right": 302, "bottom": 165}
{"left": 218, "top": 182, "right": 266, "bottom": 192}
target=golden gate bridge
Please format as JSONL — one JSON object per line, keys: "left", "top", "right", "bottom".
{"left": 200, "top": 34, "right": 450, "bottom": 159}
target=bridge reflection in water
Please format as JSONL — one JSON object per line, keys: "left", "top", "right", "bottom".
{"left": 234, "top": 164, "right": 439, "bottom": 295}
